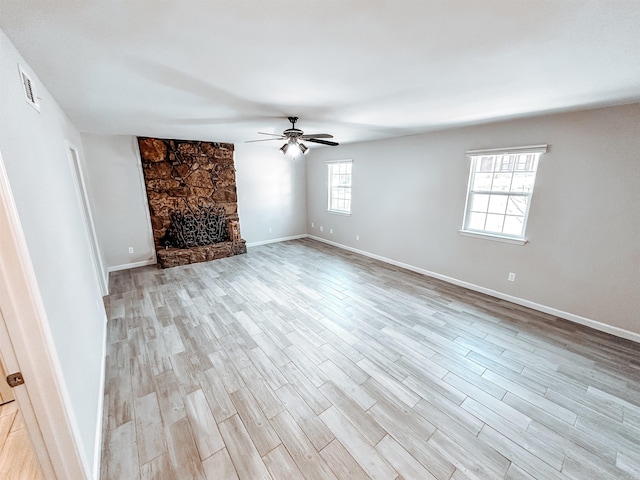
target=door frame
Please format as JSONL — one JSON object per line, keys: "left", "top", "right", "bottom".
{"left": 0, "top": 150, "right": 88, "bottom": 479}
{"left": 68, "top": 144, "right": 108, "bottom": 295}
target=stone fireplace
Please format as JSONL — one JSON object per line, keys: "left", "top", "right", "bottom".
{"left": 138, "top": 137, "right": 246, "bottom": 268}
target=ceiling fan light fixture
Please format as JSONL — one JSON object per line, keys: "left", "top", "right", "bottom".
{"left": 249, "top": 117, "right": 338, "bottom": 152}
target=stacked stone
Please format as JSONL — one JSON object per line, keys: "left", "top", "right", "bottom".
{"left": 138, "top": 137, "right": 247, "bottom": 268}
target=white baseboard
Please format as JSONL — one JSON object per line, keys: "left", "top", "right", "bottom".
{"left": 246, "top": 234, "right": 308, "bottom": 248}
{"left": 107, "top": 259, "right": 156, "bottom": 273}
{"left": 93, "top": 318, "right": 108, "bottom": 480}
{"left": 307, "top": 235, "right": 640, "bottom": 344}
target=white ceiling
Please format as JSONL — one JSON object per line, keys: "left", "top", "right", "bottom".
{"left": 1, "top": 1, "right": 639, "bottom": 146}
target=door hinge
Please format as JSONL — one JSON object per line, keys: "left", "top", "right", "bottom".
{"left": 6, "top": 372, "right": 24, "bottom": 387}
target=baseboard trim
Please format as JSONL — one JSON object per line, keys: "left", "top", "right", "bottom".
{"left": 93, "top": 318, "right": 108, "bottom": 480}
{"left": 307, "top": 235, "right": 640, "bottom": 344}
{"left": 246, "top": 234, "right": 308, "bottom": 247}
{"left": 107, "top": 259, "right": 156, "bottom": 273}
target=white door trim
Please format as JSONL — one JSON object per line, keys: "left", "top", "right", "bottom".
{"left": 68, "top": 144, "right": 108, "bottom": 295}
{"left": 0, "top": 150, "right": 88, "bottom": 479}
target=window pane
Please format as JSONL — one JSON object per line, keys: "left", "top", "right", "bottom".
{"left": 470, "top": 193, "right": 489, "bottom": 212}
{"left": 472, "top": 173, "right": 493, "bottom": 191}
{"left": 511, "top": 172, "right": 536, "bottom": 193}
{"left": 477, "top": 156, "right": 495, "bottom": 172}
{"left": 499, "top": 155, "right": 514, "bottom": 172}
{"left": 506, "top": 196, "right": 528, "bottom": 216}
{"left": 485, "top": 213, "right": 505, "bottom": 233}
{"left": 492, "top": 173, "right": 512, "bottom": 192}
{"left": 487, "top": 195, "right": 507, "bottom": 214}
{"left": 467, "top": 212, "right": 486, "bottom": 230}
{"left": 503, "top": 215, "right": 524, "bottom": 236}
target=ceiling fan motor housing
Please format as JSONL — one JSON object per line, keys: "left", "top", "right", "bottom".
{"left": 283, "top": 128, "right": 304, "bottom": 137}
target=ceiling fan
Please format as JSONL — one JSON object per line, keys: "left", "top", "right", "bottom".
{"left": 245, "top": 117, "right": 339, "bottom": 155}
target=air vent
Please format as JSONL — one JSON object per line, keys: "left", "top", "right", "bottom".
{"left": 18, "top": 65, "right": 40, "bottom": 112}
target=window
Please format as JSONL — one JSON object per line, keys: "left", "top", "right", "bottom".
{"left": 327, "top": 160, "right": 352, "bottom": 214}
{"left": 461, "top": 145, "right": 546, "bottom": 243}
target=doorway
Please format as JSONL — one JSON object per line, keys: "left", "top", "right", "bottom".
{"left": 0, "top": 149, "right": 88, "bottom": 479}
{"left": 0, "top": 335, "right": 44, "bottom": 479}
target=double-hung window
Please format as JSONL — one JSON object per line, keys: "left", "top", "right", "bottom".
{"left": 461, "top": 145, "right": 546, "bottom": 244}
{"left": 327, "top": 160, "right": 352, "bottom": 214}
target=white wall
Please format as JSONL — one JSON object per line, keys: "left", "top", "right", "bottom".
{"left": 81, "top": 134, "right": 155, "bottom": 270}
{"left": 0, "top": 29, "right": 106, "bottom": 475}
{"left": 235, "top": 142, "right": 307, "bottom": 244}
{"left": 306, "top": 104, "right": 640, "bottom": 339}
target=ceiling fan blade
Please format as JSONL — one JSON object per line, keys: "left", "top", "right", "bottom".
{"left": 245, "top": 138, "right": 285, "bottom": 143}
{"left": 306, "top": 138, "right": 339, "bottom": 146}
{"left": 300, "top": 133, "right": 333, "bottom": 139}
{"left": 257, "top": 132, "right": 285, "bottom": 137}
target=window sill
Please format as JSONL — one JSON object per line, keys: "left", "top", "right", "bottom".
{"left": 327, "top": 210, "right": 351, "bottom": 216}
{"left": 458, "top": 230, "right": 527, "bottom": 245}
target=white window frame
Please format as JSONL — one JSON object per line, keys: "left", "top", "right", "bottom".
{"left": 460, "top": 144, "right": 547, "bottom": 245}
{"left": 327, "top": 160, "right": 353, "bottom": 215}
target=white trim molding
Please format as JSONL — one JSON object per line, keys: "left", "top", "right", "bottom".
{"left": 466, "top": 144, "right": 548, "bottom": 156}
{"left": 93, "top": 319, "right": 108, "bottom": 479}
{"left": 107, "top": 258, "right": 156, "bottom": 274}
{"left": 307, "top": 235, "right": 640, "bottom": 345}
{"left": 246, "top": 234, "right": 308, "bottom": 248}
{"left": 458, "top": 230, "right": 527, "bottom": 245}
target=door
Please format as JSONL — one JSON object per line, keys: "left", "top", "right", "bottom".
{"left": 0, "top": 309, "right": 44, "bottom": 479}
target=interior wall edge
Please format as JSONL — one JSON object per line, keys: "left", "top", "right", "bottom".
{"left": 307, "top": 235, "right": 640, "bottom": 345}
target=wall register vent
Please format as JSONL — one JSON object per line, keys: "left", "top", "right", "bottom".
{"left": 18, "top": 64, "right": 40, "bottom": 112}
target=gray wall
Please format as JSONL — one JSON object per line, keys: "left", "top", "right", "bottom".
{"left": 306, "top": 104, "right": 640, "bottom": 338}
{"left": 0, "top": 29, "right": 106, "bottom": 474}
{"left": 81, "top": 137, "right": 308, "bottom": 272}
{"left": 81, "top": 134, "right": 155, "bottom": 270}
{"left": 235, "top": 142, "right": 307, "bottom": 244}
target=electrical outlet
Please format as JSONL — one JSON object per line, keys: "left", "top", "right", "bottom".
{"left": 356, "top": 235, "right": 360, "bottom": 241}
{"left": 320, "top": 226, "right": 323, "bottom": 232}
{"left": 329, "top": 228, "right": 333, "bottom": 234}
{"left": 268, "top": 227, "right": 272, "bottom": 233}
{"left": 311, "top": 222, "right": 315, "bottom": 228}
{"left": 508, "top": 272, "right": 516, "bottom": 282}
{"left": 128, "top": 247, "right": 134, "bottom": 254}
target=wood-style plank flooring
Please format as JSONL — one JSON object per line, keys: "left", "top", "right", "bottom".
{"left": 0, "top": 401, "right": 44, "bottom": 480}
{"left": 101, "top": 238, "right": 640, "bottom": 480}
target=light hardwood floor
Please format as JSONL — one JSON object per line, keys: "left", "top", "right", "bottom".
{"left": 101, "top": 238, "right": 640, "bottom": 480}
{"left": 0, "top": 401, "right": 44, "bottom": 480}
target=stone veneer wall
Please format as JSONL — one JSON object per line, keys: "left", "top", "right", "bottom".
{"left": 137, "top": 137, "right": 246, "bottom": 268}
